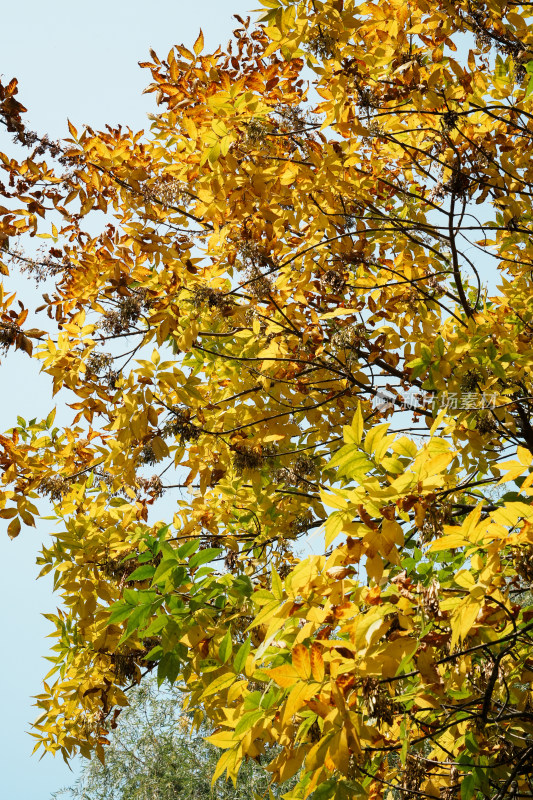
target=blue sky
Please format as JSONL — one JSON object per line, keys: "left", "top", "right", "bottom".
{"left": 0, "top": 2, "right": 257, "bottom": 797}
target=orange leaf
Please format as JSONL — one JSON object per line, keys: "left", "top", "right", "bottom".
{"left": 193, "top": 29, "right": 204, "bottom": 56}
{"left": 310, "top": 643, "right": 325, "bottom": 682}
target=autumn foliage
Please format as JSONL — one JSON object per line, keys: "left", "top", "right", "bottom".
{"left": 2, "top": 1, "right": 533, "bottom": 798}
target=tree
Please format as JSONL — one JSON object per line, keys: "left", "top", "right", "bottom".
{"left": 54, "top": 677, "right": 287, "bottom": 800}
{"left": 2, "top": 1, "right": 533, "bottom": 799}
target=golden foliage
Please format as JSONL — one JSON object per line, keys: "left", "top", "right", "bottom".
{"left": 2, "top": 2, "right": 533, "bottom": 799}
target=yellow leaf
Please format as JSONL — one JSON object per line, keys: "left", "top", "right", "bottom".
{"left": 193, "top": 29, "right": 204, "bottom": 56}
{"left": 428, "top": 532, "right": 467, "bottom": 551}
{"left": 292, "top": 643, "right": 311, "bottom": 680}
{"left": 518, "top": 446, "right": 532, "bottom": 466}
{"left": 381, "top": 518, "right": 404, "bottom": 553}
{"left": 183, "top": 116, "right": 197, "bottom": 140}
{"left": 429, "top": 407, "right": 448, "bottom": 435}
{"left": 418, "top": 452, "right": 454, "bottom": 481}
{"left": 210, "top": 748, "right": 236, "bottom": 786}
{"left": 320, "top": 488, "right": 350, "bottom": 511}
{"left": 491, "top": 502, "right": 533, "bottom": 529}
{"left": 454, "top": 570, "right": 475, "bottom": 589}
{"left": 205, "top": 729, "right": 237, "bottom": 749}
{"left": 364, "top": 423, "right": 390, "bottom": 456}
{"left": 246, "top": 599, "right": 280, "bottom": 631}
{"left": 306, "top": 731, "right": 334, "bottom": 772}
{"left": 281, "top": 681, "right": 316, "bottom": 726}
{"left": 266, "top": 746, "right": 306, "bottom": 782}
{"left": 320, "top": 308, "right": 360, "bottom": 319}
{"left": 266, "top": 663, "right": 300, "bottom": 688}
{"left": 344, "top": 404, "right": 364, "bottom": 445}
{"left": 450, "top": 597, "right": 482, "bottom": 648}
{"left": 461, "top": 503, "right": 484, "bottom": 539}
{"left": 326, "top": 728, "right": 350, "bottom": 773}
{"left": 201, "top": 672, "right": 236, "bottom": 698}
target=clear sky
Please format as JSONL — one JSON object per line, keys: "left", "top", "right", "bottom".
{"left": 0, "top": 2, "right": 257, "bottom": 798}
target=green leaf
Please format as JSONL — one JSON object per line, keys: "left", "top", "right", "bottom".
{"left": 123, "top": 588, "right": 158, "bottom": 605}
{"left": 271, "top": 565, "right": 283, "bottom": 600}
{"left": 116, "top": 593, "right": 165, "bottom": 643}
{"left": 233, "top": 636, "right": 252, "bottom": 673}
{"left": 157, "top": 651, "right": 181, "bottom": 685}
{"left": 142, "top": 613, "right": 169, "bottom": 637}
{"left": 234, "top": 709, "right": 264, "bottom": 736}
{"left": 124, "top": 602, "right": 155, "bottom": 635}
{"left": 219, "top": 629, "right": 232, "bottom": 663}
{"left": 311, "top": 777, "right": 337, "bottom": 800}
{"left": 399, "top": 718, "right": 408, "bottom": 764}
{"left": 460, "top": 773, "right": 475, "bottom": 800}
{"left": 107, "top": 602, "right": 133, "bottom": 626}
{"left": 178, "top": 539, "right": 200, "bottom": 559}
{"left": 189, "top": 547, "right": 222, "bottom": 570}
{"left": 152, "top": 558, "right": 180, "bottom": 586}
{"left": 405, "top": 357, "right": 426, "bottom": 379}
{"left": 128, "top": 564, "right": 156, "bottom": 581}
{"left": 144, "top": 645, "right": 163, "bottom": 661}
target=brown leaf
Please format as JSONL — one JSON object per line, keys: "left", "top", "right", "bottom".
{"left": 7, "top": 516, "right": 21, "bottom": 538}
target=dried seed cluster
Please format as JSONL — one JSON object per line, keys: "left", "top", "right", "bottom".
{"left": 476, "top": 412, "right": 498, "bottom": 435}
{"left": 246, "top": 118, "right": 269, "bottom": 144}
{"left": 191, "top": 284, "right": 233, "bottom": 314}
{"left": 421, "top": 503, "right": 453, "bottom": 544}
{"left": 307, "top": 30, "right": 336, "bottom": 60}
{"left": 85, "top": 351, "right": 113, "bottom": 377}
{"left": 361, "top": 678, "right": 395, "bottom": 725}
{"left": 321, "top": 269, "right": 346, "bottom": 293}
{"left": 288, "top": 511, "right": 314, "bottom": 538}
{"left": 139, "top": 444, "right": 158, "bottom": 466}
{"left": 100, "top": 293, "right": 149, "bottom": 335}
{"left": 401, "top": 754, "right": 427, "bottom": 800}
{"left": 422, "top": 578, "right": 442, "bottom": 618}
{"left": 459, "top": 369, "right": 480, "bottom": 392}
{"left": 331, "top": 324, "right": 367, "bottom": 353}
{"left": 514, "top": 544, "right": 533, "bottom": 584}
{"left": 110, "top": 652, "right": 138, "bottom": 683}
{"left": 273, "top": 454, "right": 316, "bottom": 488}
{"left": 136, "top": 474, "right": 164, "bottom": 499}
{"left": 0, "top": 321, "right": 18, "bottom": 352}
{"left": 232, "top": 443, "right": 276, "bottom": 474}
{"left": 37, "top": 474, "right": 71, "bottom": 501}
{"left": 161, "top": 407, "right": 201, "bottom": 445}
{"left": 143, "top": 176, "right": 191, "bottom": 208}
